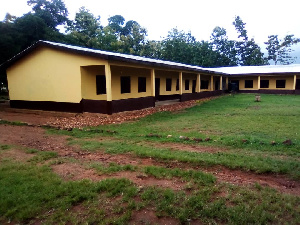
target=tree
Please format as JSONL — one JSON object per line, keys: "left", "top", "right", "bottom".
{"left": 66, "top": 7, "right": 102, "bottom": 48}
{"left": 108, "top": 15, "right": 125, "bottom": 36}
{"left": 159, "top": 28, "right": 230, "bottom": 67}
{"left": 27, "top": 0, "right": 69, "bottom": 29}
{"left": 118, "top": 20, "right": 147, "bottom": 55}
{"left": 265, "top": 34, "right": 299, "bottom": 65}
{"left": 210, "top": 26, "right": 238, "bottom": 66}
{"left": 160, "top": 28, "right": 196, "bottom": 64}
{"left": 233, "top": 16, "right": 267, "bottom": 66}
{"left": 140, "top": 40, "right": 162, "bottom": 59}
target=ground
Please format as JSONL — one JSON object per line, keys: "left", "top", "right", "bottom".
{"left": 0, "top": 95, "right": 299, "bottom": 224}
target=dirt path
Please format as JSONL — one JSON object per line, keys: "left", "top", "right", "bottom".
{"left": 0, "top": 97, "right": 217, "bottom": 129}
{"left": 0, "top": 124, "right": 299, "bottom": 196}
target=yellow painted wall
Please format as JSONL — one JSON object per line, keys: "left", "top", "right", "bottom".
{"left": 233, "top": 76, "right": 259, "bottom": 90}
{"left": 260, "top": 75, "right": 294, "bottom": 89}
{"left": 7, "top": 46, "right": 107, "bottom": 103}
{"left": 182, "top": 73, "right": 197, "bottom": 94}
{"left": 229, "top": 75, "right": 295, "bottom": 90}
{"left": 81, "top": 65, "right": 107, "bottom": 100}
{"left": 200, "top": 74, "right": 211, "bottom": 91}
{"left": 155, "top": 70, "right": 180, "bottom": 95}
{"left": 110, "top": 65, "right": 151, "bottom": 100}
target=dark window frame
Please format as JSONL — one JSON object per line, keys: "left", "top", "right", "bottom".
{"left": 244, "top": 80, "right": 253, "bottom": 88}
{"left": 138, "top": 77, "right": 146, "bottom": 93}
{"left": 166, "top": 78, "right": 172, "bottom": 91}
{"left": 185, "top": 79, "right": 189, "bottom": 90}
{"left": 176, "top": 79, "right": 179, "bottom": 91}
{"left": 96, "top": 75, "right": 106, "bottom": 95}
{"left": 260, "top": 80, "right": 269, "bottom": 88}
{"left": 200, "top": 80, "right": 209, "bottom": 89}
{"left": 276, "top": 80, "right": 286, "bottom": 88}
{"left": 120, "top": 76, "right": 131, "bottom": 94}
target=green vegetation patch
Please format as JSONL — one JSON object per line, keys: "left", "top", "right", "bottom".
{"left": 72, "top": 139, "right": 300, "bottom": 179}
{"left": 29, "top": 151, "right": 58, "bottom": 163}
{"left": 0, "top": 144, "right": 11, "bottom": 150}
{"left": 0, "top": 120, "right": 28, "bottom": 126}
{"left": 0, "top": 161, "right": 136, "bottom": 223}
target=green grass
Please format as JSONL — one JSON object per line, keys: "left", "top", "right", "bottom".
{"left": 2, "top": 94, "right": 300, "bottom": 224}
{"left": 0, "top": 159, "right": 299, "bottom": 224}
{"left": 69, "top": 139, "right": 300, "bottom": 179}
{"left": 29, "top": 151, "right": 58, "bottom": 163}
{"left": 91, "top": 162, "right": 137, "bottom": 174}
{"left": 49, "top": 94, "right": 300, "bottom": 151}
{"left": 47, "top": 94, "right": 300, "bottom": 178}
{"left": 0, "top": 120, "right": 28, "bottom": 126}
{"left": 90, "top": 162, "right": 216, "bottom": 186}
{"left": 0, "top": 160, "right": 137, "bottom": 223}
{"left": 0, "top": 144, "right": 11, "bottom": 150}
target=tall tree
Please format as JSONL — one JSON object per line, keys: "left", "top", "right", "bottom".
{"left": 265, "top": 34, "right": 299, "bottom": 65}
{"left": 27, "top": 0, "right": 69, "bottom": 29}
{"left": 233, "top": 16, "right": 267, "bottom": 66}
{"left": 159, "top": 28, "right": 231, "bottom": 67}
{"left": 160, "top": 28, "right": 195, "bottom": 64}
{"left": 118, "top": 20, "right": 147, "bottom": 55}
{"left": 210, "top": 26, "right": 238, "bottom": 66}
{"left": 67, "top": 7, "right": 102, "bottom": 48}
{"left": 140, "top": 40, "right": 162, "bottom": 59}
{"left": 108, "top": 15, "right": 125, "bottom": 36}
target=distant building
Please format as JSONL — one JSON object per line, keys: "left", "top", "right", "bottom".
{"left": 1, "top": 41, "right": 300, "bottom": 114}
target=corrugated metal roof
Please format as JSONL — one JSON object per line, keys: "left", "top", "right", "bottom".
{"left": 20, "top": 40, "right": 218, "bottom": 74}
{"left": 2, "top": 40, "right": 300, "bottom": 76}
{"left": 207, "top": 64, "right": 300, "bottom": 75}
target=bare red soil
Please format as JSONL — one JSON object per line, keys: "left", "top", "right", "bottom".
{"left": 0, "top": 124, "right": 299, "bottom": 196}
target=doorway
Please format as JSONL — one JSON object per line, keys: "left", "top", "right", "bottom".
{"left": 296, "top": 79, "right": 300, "bottom": 89}
{"left": 215, "top": 80, "right": 220, "bottom": 91}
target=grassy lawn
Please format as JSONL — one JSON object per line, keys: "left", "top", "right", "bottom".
{"left": 58, "top": 94, "right": 300, "bottom": 150}
{"left": 1, "top": 94, "right": 300, "bottom": 224}
{"left": 51, "top": 94, "right": 300, "bottom": 178}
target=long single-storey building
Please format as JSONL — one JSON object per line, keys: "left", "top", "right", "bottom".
{"left": 2, "top": 41, "right": 300, "bottom": 114}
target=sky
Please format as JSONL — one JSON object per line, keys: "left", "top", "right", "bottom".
{"left": 1, "top": 0, "right": 300, "bottom": 62}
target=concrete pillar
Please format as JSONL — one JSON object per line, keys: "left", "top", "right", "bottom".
{"left": 220, "top": 76, "right": 223, "bottom": 91}
{"left": 196, "top": 74, "right": 201, "bottom": 92}
{"left": 105, "top": 63, "right": 112, "bottom": 101}
{"left": 179, "top": 72, "right": 183, "bottom": 95}
{"left": 210, "top": 76, "right": 214, "bottom": 91}
{"left": 293, "top": 75, "right": 297, "bottom": 90}
{"left": 151, "top": 69, "right": 155, "bottom": 96}
{"left": 258, "top": 75, "right": 261, "bottom": 90}
{"left": 226, "top": 77, "right": 229, "bottom": 90}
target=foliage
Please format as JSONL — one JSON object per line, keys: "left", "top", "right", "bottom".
{"left": 159, "top": 28, "right": 233, "bottom": 67}
{"left": 265, "top": 34, "right": 299, "bottom": 65}
{"left": 0, "top": 1, "right": 299, "bottom": 77}
{"left": 27, "top": 0, "right": 69, "bottom": 29}
{"left": 233, "top": 16, "right": 268, "bottom": 66}
{"left": 210, "top": 26, "right": 238, "bottom": 66}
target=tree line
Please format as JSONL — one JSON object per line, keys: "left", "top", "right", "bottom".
{"left": 1, "top": 0, "right": 299, "bottom": 84}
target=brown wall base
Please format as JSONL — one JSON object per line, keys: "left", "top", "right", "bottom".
{"left": 82, "top": 96, "right": 155, "bottom": 114}
{"left": 10, "top": 100, "right": 83, "bottom": 113}
{"left": 9, "top": 90, "right": 299, "bottom": 114}
{"left": 81, "top": 99, "right": 110, "bottom": 114}
{"left": 239, "top": 90, "right": 298, "bottom": 95}
{"left": 10, "top": 97, "right": 156, "bottom": 115}
{"left": 156, "top": 94, "right": 181, "bottom": 101}
{"left": 111, "top": 96, "right": 155, "bottom": 114}
{"left": 180, "top": 90, "right": 223, "bottom": 102}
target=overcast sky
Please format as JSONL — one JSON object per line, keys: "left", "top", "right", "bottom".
{"left": 1, "top": 0, "right": 300, "bottom": 61}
